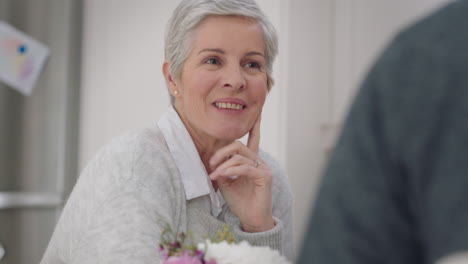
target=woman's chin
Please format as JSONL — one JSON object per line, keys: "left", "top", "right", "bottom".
{"left": 212, "top": 129, "right": 248, "bottom": 141}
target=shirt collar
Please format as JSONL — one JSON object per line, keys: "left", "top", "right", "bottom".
{"left": 157, "top": 106, "right": 225, "bottom": 216}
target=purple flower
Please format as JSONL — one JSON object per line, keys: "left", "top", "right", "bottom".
{"left": 194, "top": 249, "right": 204, "bottom": 258}
{"left": 163, "top": 253, "right": 203, "bottom": 264}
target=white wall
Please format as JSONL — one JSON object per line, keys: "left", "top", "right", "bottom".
{"left": 286, "top": 0, "right": 334, "bottom": 256}
{"left": 79, "top": 0, "right": 453, "bottom": 260}
{"left": 80, "top": 0, "right": 175, "bottom": 168}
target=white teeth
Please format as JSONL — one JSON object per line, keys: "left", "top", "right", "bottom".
{"left": 215, "top": 102, "right": 244, "bottom": 110}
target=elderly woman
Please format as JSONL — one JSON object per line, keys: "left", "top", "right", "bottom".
{"left": 41, "top": 0, "right": 293, "bottom": 263}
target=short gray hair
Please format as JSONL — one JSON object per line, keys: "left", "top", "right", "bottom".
{"left": 165, "top": 0, "right": 278, "bottom": 102}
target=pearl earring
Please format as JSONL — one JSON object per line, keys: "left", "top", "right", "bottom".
{"left": 174, "top": 90, "right": 179, "bottom": 95}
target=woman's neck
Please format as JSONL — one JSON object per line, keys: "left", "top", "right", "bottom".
{"left": 192, "top": 135, "right": 231, "bottom": 174}
{"left": 173, "top": 105, "right": 233, "bottom": 173}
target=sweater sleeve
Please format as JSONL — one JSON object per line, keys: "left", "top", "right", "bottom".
{"left": 40, "top": 132, "right": 183, "bottom": 264}
{"left": 230, "top": 207, "right": 294, "bottom": 261}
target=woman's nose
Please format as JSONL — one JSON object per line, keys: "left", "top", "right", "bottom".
{"left": 222, "top": 65, "right": 246, "bottom": 90}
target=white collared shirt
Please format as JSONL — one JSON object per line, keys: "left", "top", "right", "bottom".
{"left": 157, "top": 106, "right": 225, "bottom": 217}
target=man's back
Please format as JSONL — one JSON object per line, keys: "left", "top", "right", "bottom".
{"left": 298, "top": 1, "right": 468, "bottom": 263}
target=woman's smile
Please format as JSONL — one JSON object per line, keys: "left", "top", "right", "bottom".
{"left": 213, "top": 98, "right": 247, "bottom": 114}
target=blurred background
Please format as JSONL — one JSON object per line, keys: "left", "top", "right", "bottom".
{"left": 0, "top": 0, "right": 453, "bottom": 263}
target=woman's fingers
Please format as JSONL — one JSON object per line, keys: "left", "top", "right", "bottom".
{"left": 212, "top": 154, "right": 256, "bottom": 173}
{"left": 209, "top": 154, "right": 260, "bottom": 180}
{"left": 211, "top": 164, "right": 268, "bottom": 183}
{"left": 209, "top": 141, "right": 257, "bottom": 171}
{"left": 247, "top": 114, "right": 261, "bottom": 153}
{"left": 209, "top": 114, "right": 262, "bottom": 171}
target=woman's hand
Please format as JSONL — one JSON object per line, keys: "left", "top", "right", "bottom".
{"left": 209, "top": 116, "right": 274, "bottom": 233}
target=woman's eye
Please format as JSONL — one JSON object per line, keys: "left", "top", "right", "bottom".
{"left": 245, "top": 62, "right": 261, "bottom": 69}
{"left": 205, "top": 58, "right": 219, "bottom": 64}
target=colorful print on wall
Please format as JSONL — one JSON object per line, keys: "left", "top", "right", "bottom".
{"left": 0, "top": 21, "right": 50, "bottom": 96}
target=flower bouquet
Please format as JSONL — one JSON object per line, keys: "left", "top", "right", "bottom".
{"left": 159, "top": 225, "right": 290, "bottom": 264}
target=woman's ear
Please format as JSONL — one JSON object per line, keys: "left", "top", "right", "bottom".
{"left": 162, "top": 61, "right": 179, "bottom": 96}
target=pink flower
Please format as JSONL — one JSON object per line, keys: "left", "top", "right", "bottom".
{"left": 162, "top": 252, "right": 205, "bottom": 264}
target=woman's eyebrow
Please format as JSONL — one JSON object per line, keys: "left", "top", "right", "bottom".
{"left": 197, "top": 49, "right": 264, "bottom": 58}
{"left": 245, "top": 51, "right": 265, "bottom": 57}
{"left": 198, "top": 48, "right": 224, "bottom": 55}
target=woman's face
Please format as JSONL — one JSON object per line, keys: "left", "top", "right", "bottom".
{"left": 168, "top": 15, "right": 268, "bottom": 142}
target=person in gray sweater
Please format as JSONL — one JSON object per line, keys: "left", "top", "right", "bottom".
{"left": 298, "top": 1, "right": 468, "bottom": 264}
{"left": 41, "top": 0, "right": 293, "bottom": 263}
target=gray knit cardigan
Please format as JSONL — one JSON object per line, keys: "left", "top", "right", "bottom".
{"left": 40, "top": 125, "right": 294, "bottom": 263}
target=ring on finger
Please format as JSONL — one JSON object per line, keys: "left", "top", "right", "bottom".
{"left": 254, "top": 159, "right": 262, "bottom": 168}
